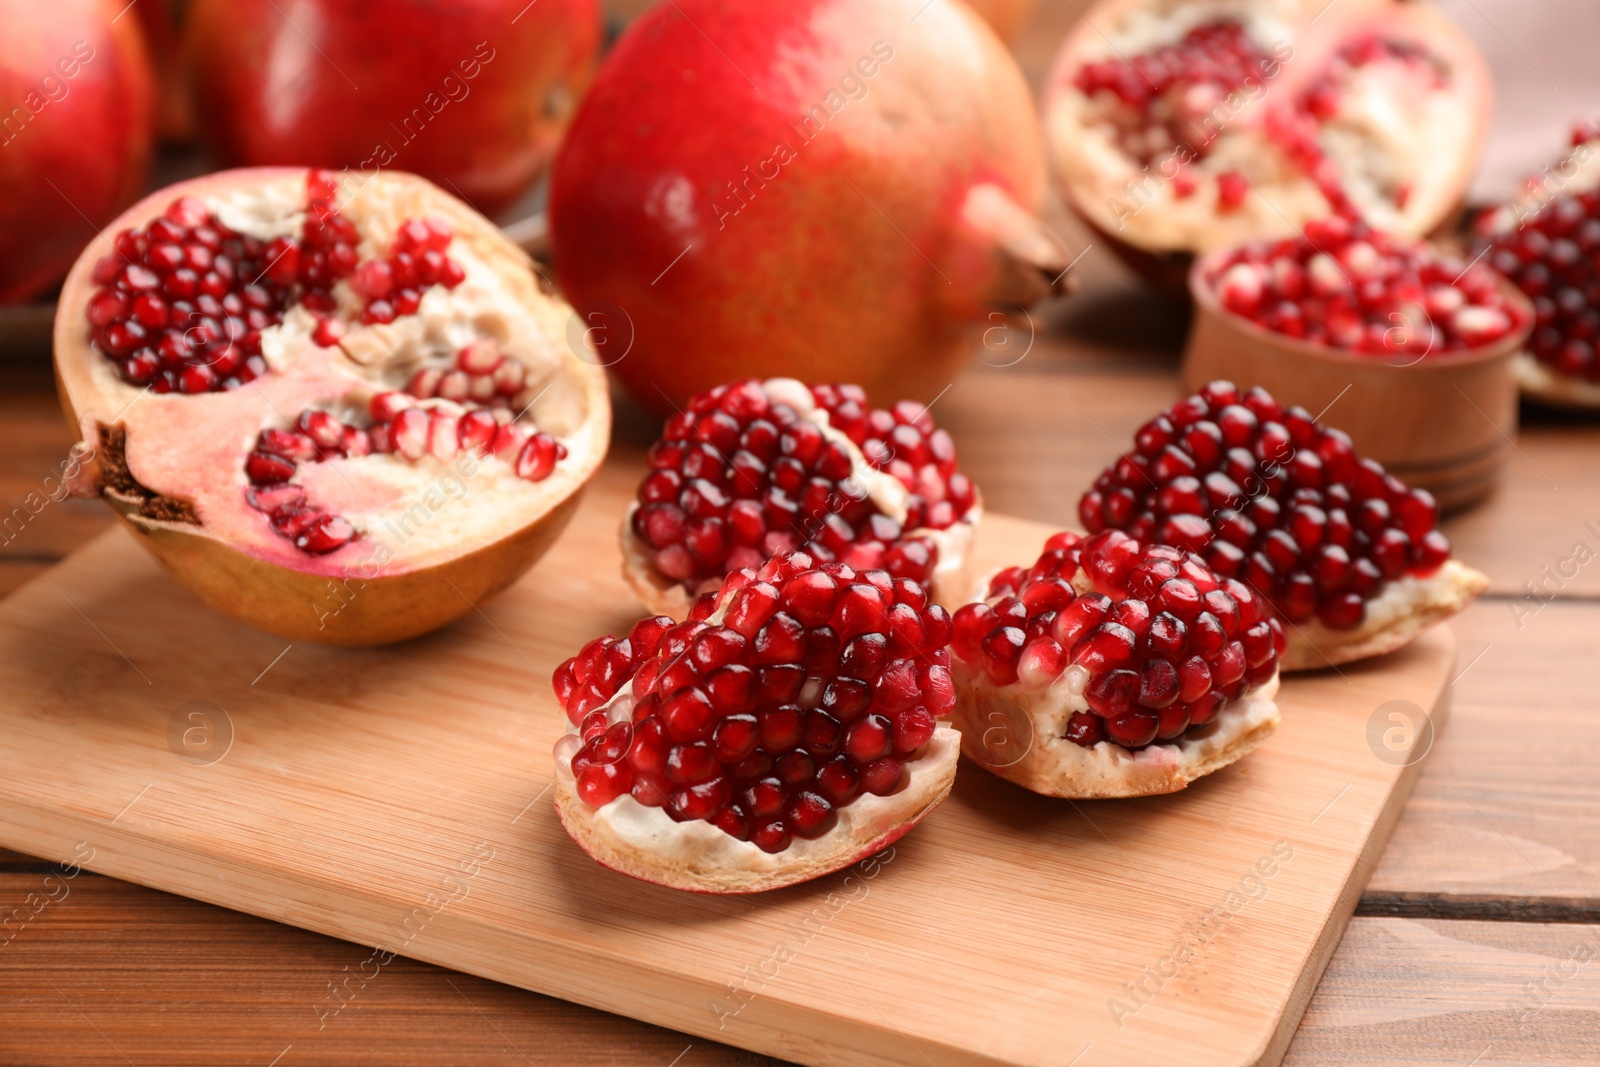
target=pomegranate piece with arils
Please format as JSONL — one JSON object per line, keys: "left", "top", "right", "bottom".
{"left": 86, "top": 195, "right": 290, "bottom": 394}
{"left": 1043, "top": 0, "right": 1490, "bottom": 267}
{"left": 55, "top": 167, "right": 611, "bottom": 645}
{"left": 1207, "top": 217, "right": 1528, "bottom": 355}
{"left": 551, "top": 551, "right": 961, "bottom": 894}
{"left": 949, "top": 529, "right": 1283, "bottom": 798}
{"left": 1079, "top": 381, "right": 1488, "bottom": 670}
{"left": 85, "top": 170, "right": 467, "bottom": 393}
{"left": 1474, "top": 125, "right": 1600, "bottom": 405}
{"left": 622, "top": 378, "right": 982, "bottom": 618}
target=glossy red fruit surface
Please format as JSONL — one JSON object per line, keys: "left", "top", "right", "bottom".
{"left": 0, "top": 0, "right": 155, "bottom": 303}
{"left": 185, "top": 0, "right": 601, "bottom": 218}
{"left": 549, "top": 0, "right": 1070, "bottom": 413}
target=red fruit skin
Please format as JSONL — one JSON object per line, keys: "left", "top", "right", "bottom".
{"left": 184, "top": 0, "right": 601, "bottom": 218}
{"left": 550, "top": 0, "right": 1060, "bottom": 414}
{"left": 0, "top": 0, "right": 155, "bottom": 303}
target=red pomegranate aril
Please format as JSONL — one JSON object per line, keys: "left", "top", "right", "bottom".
{"left": 1105, "top": 709, "right": 1159, "bottom": 748}
{"left": 296, "top": 514, "right": 356, "bottom": 554}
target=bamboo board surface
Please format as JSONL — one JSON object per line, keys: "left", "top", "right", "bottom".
{"left": 0, "top": 476, "right": 1454, "bottom": 1067}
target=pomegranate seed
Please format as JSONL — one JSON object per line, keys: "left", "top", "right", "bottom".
{"left": 296, "top": 514, "right": 356, "bottom": 554}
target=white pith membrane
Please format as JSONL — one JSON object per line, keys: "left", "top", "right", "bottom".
{"left": 551, "top": 570, "right": 961, "bottom": 894}
{"left": 1042, "top": 0, "right": 1489, "bottom": 257}
{"left": 950, "top": 668, "right": 1278, "bottom": 799}
{"left": 618, "top": 377, "right": 982, "bottom": 618}
{"left": 1277, "top": 559, "right": 1487, "bottom": 671}
{"left": 1478, "top": 136, "right": 1600, "bottom": 408}
{"left": 950, "top": 560, "right": 1280, "bottom": 798}
{"left": 56, "top": 170, "right": 608, "bottom": 579}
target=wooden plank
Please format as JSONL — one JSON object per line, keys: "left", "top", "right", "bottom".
{"left": 0, "top": 874, "right": 778, "bottom": 1067}
{"left": 1366, "top": 599, "right": 1600, "bottom": 907}
{"left": 1285, "top": 917, "right": 1600, "bottom": 1067}
{"left": 0, "top": 372, "right": 115, "bottom": 563}
{"left": 7, "top": 876, "right": 1596, "bottom": 1067}
{"left": 0, "top": 474, "right": 1453, "bottom": 1067}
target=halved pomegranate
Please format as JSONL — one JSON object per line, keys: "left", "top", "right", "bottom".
{"left": 54, "top": 168, "right": 609, "bottom": 645}
{"left": 950, "top": 530, "right": 1282, "bottom": 797}
{"left": 1474, "top": 125, "right": 1600, "bottom": 407}
{"left": 1204, "top": 216, "right": 1529, "bottom": 355}
{"left": 1078, "top": 382, "right": 1487, "bottom": 670}
{"left": 1043, "top": 0, "right": 1490, "bottom": 278}
{"left": 551, "top": 551, "right": 959, "bottom": 894}
{"left": 621, "top": 379, "right": 982, "bottom": 618}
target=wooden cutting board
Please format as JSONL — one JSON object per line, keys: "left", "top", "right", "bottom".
{"left": 0, "top": 468, "right": 1453, "bottom": 1067}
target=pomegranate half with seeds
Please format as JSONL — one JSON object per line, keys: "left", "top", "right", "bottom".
{"left": 621, "top": 379, "right": 982, "bottom": 619}
{"left": 551, "top": 552, "right": 959, "bottom": 893}
{"left": 1042, "top": 0, "right": 1490, "bottom": 279}
{"left": 1474, "top": 125, "right": 1600, "bottom": 408}
{"left": 950, "top": 530, "right": 1282, "bottom": 797}
{"left": 54, "top": 168, "right": 609, "bottom": 645}
{"left": 1079, "top": 382, "right": 1487, "bottom": 670}
{"left": 1204, "top": 217, "right": 1528, "bottom": 355}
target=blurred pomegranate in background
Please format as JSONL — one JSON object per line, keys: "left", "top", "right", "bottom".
{"left": 550, "top": 0, "right": 1071, "bottom": 415}
{"left": 963, "top": 0, "right": 1036, "bottom": 41}
{"left": 134, "top": 0, "right": 194, "bottom": 141}
{"left": 0, "top": 0, "right": 155, "bottom": 304}
{"left": 185, "top": 0, "right": 601, "bottom": 218}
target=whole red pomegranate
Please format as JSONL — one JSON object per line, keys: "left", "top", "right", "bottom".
{"left": 549, "top": 0, "right": 1070, "bottom": 413}
{"left": 185, "top": 0, "right": 601, "bottom": 219}
{"left": 0, "top": 0, "right": 155, "bottom": 304}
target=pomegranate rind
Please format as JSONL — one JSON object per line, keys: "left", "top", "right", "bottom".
{"left": 1042, "top": 0, "right": 1491, "bottom": 261}
{"left": 552, "top": 726, "right": 959, "bottom": 894}
{"left": 53, "top": 167, "right": 610, "bottom": 645}
{"left": 1278, "top": 558, "right": 1486, "bottom": 671}
{"left": 950, "top": 671, "right": 1278, "bottom": 799}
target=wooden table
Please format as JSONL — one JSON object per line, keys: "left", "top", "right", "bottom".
{"left": 5, "top": 4, "right": 1600, "bottom": 1064}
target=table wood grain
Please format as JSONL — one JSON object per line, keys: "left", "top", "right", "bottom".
{"left": 4, "top": 2, "right": 1599, "bottom": 1062}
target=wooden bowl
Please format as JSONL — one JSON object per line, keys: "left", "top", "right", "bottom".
{"left": 1181, "top": 250, "right": 1533, "bottom": 511}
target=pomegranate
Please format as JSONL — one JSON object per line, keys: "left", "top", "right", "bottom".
{"left": 1042, "top": 0, "right": 1490, "bottom": 279}
{"left": 185, "top": 0, "right": 601, "bottom": 219}
{"left": 622, "top": 378, "right": 981, "bottom": 619}
{"left": 965, "top": 0, "right": 1037, "bottom": 41}
{"left": 1078, "top": 381, "right": 1487, "bottom": 670}
{"left": 0, "top": 0, "right": 155, "bottom": 304}
{"left": 1474, "top": 124, "right": 1600, "bottom": 407}
{"left": 548, "top": 0, "right": 1073, "bottom": 414}
{"left": 54, "top": 168, "right": 609, "bottom": 645}
{"left": 551, "top": 551, "right": 959, "bottom": 893}
{"left": 950, "top": 530, "right": 1282, "bottom": 797}
{"left": 134, "top": 0, "right": 193, "bottom": 142}
{"left": 1205, "top": 216, "right": 1529, "bottom": 355}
